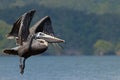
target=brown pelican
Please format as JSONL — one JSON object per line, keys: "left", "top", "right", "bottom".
{"left": 3, "top": 10, "right": 65, "bottom": 74}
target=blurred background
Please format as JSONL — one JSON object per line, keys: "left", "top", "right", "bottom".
{"left": 1, "top": 0, "right": 120, "bottom": 56}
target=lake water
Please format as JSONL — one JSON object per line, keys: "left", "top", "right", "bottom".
{"left": 0, "top": 56, "right": 120, "bottom": 80}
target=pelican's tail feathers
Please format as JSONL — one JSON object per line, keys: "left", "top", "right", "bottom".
{"left": 3, "top": 46, "right": 20, "bottom": 55}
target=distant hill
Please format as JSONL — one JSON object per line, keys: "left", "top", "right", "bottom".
{"left": 1, "top": 0, "right": 120, "bottom": 14}
{"left": 0, "top": 0, "right": 120, "bottom": 55}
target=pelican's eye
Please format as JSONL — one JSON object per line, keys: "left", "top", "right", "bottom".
{"left": 39, "top": 32, "right": 44, "bottom": 36}
{"left": 36, "top": 32, "right": 44, "bottom": 37}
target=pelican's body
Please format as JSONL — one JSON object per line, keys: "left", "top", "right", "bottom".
{"left": 5, "top": 39, "right": 48, "bottom": 58}
{"left": 19, "top": 39, "right": 48, "bottom": 57}
{"left": 3, "top": 9, "right": 65, "bottom": 74}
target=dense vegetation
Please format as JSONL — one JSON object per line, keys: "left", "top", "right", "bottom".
{"left": 0, "top": 0, "right": 120, "bottom": 55}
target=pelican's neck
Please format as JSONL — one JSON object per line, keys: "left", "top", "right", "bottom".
{"left": 28, "top": 35, "right": 35, "bottom": 49}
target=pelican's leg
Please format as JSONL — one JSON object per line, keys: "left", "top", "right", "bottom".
{"left": 20, "top": 58, "right": 26, "bottom": 74}
{"left": 19, "top": 57, "right": 24, "bottom": 74}
{"left": 19, "top": 57, "right": 23, "bottom": 69}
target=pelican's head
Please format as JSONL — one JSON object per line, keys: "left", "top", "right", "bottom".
{"left": 35, "top": 32, "right": 65, "bottom": 43}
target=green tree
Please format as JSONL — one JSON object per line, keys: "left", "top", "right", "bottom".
{"left": 0, "top": 20, "right": 15, "bottom": 54}
{"left": 94, "top": 40, "right": 113, "bottom": 55}
{"left": 115, "top": 42, "right": 120, "bottom": 55}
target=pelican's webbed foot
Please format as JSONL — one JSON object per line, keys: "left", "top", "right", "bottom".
{"left": 19, "top": 57, "right": 26, "bottom": 75}
{"left": 19, "top": 64, "right": 24, "bottom": 74}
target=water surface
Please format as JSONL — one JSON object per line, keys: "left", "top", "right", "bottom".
{"left": 0, "top": 56, "right": 120, "bottom": 80}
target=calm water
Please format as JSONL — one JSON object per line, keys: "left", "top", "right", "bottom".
{"left": 0, "top": 56, "right": 120, "bottom": 80}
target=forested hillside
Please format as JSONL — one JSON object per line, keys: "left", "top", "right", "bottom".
{"left": 0, "top": 0, "right": 120, "bottom": 55}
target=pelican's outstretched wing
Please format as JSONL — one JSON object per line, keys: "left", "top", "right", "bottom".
{"left": 7, "top": 9, "right": 36, "bottom": 45}
{"left": 30, "top": 16, "right": 54, "bottom": 36}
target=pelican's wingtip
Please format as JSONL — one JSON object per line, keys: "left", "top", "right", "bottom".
{"left": 29, "top": 9, "right": 36, "bottom": 13}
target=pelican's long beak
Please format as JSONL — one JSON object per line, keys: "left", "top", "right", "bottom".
{"left": 36, "top": 33, "right": 65, "bottom": 43}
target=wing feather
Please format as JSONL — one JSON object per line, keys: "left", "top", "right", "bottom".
{"left": 7, "top": 16, "right": 22, "bottom": 39}
{"left": 7, "top": 9, "right": 36, "bottom": 45}
{"left": 30, "top": 16, "right": 54, "bottom": 36}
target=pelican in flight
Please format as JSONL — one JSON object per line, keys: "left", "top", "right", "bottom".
{"left": 3, "top": 9, "right": 64, "bottom": 74}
